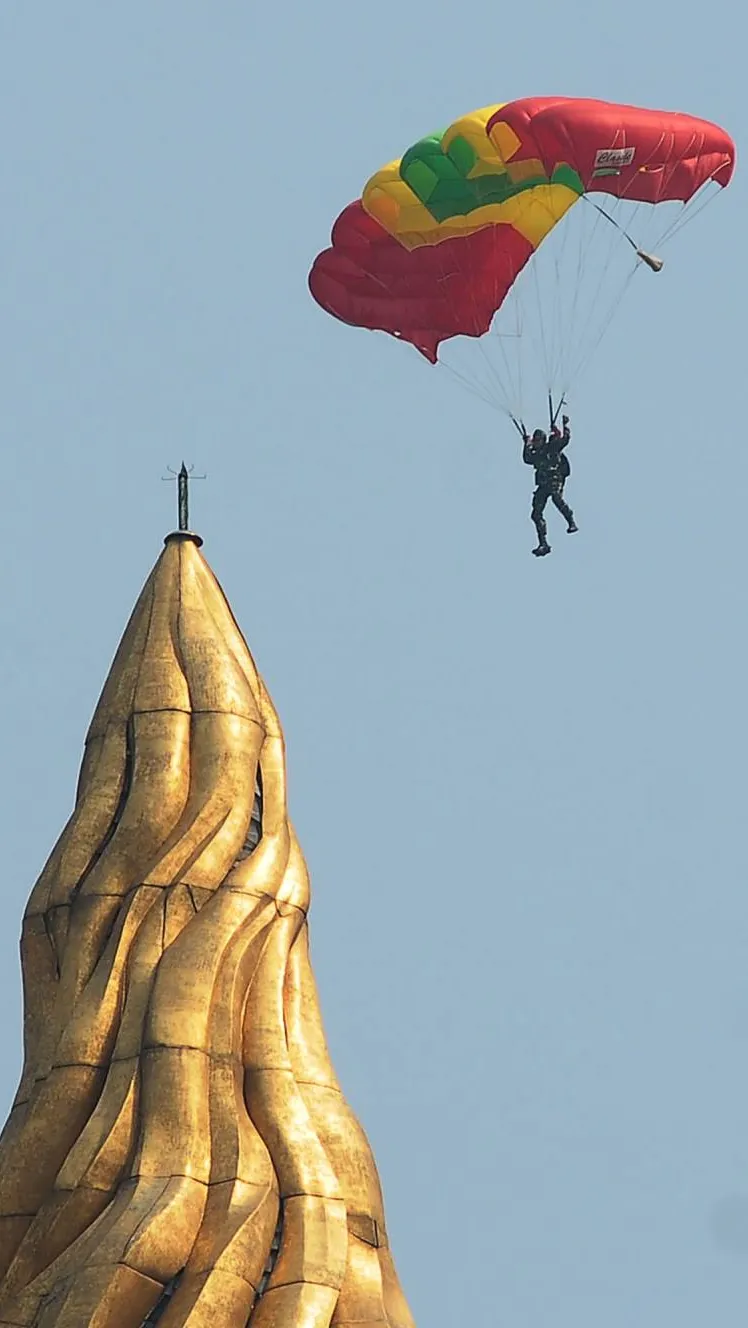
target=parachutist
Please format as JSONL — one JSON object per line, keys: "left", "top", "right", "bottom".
{"left": 523, "top": 414, "right": 578, "bottom": 557}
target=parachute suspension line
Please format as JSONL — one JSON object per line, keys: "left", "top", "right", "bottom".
{"left": 438, "top": 358, "right": 510, "bottom": 415}
{"left": 441, "top": 337, "right": 521, "bottom": 422}
{"left": 460, "top": 232, "right": 520, "bottom": 417}
{"left": 514, "top": 183, "right": 593, "bottom": 406}
{"left": 529, "top": 229, "right": 552, "bottom": 393}
{"left": 438, "top": 242, "right": 509, "bottom": 413}
{"left": 439, "top": 348, "right": 526, "bottom": 432}
{"left": 575, "top": 173, "right": 725, "bottom": 393}
{"left": 519, "top": 291, "right": 527, "bottom": 411}
{"left": 514, "top": 281, "right": 524, "bottom": 416}
{"left": 561, "top": 189, "right": 607, "bottom": 397}
{"left": 490, "top": 316, "right": 523, "bottom": 416}
{"left": 565, "top": 255, "right": 640, "bottom": 391}
{"left": 463, "top": 219, "right": 527, "bottom": 418}
{"left": 654, "top": 175, "right": 722, "bottom": 248}
{"left": 484, "top": 221, "right": 523, "bottom": 413}
{"left": 507, "top": 262, "right": 529, "bottom": 412}
{"left": 559, "top": 193, "right": 628, "bottom": 395}
{"left": 447, "top": 338, "right": 507, "bottom": 414}
{"left": 580, "top": 195, "right": 663, "bottom": 272}
{"left": 648, "top": 129, "right": 697, "bottom": 240}
{"left": 509, "top": 265, "right": 527, "bottom": 414}
{"left": 549, "top": 184, "right": 598, "bottom": 394}
{"left": 574, "top": 177, "right": 724, "bottom": 390}
{"left": 556, "top": 192, "right": 641, "bottom": 399}
{"left": 437, "top": 161, "right": 724, "bottom": 427}
{"left": 486, "top": 216, "right": 524, "bottom": 413}
{"left": 544, "top": 184, "right": 575, "bottom": 390}
{"left": 653, "top": 199, "right": 688, "bottom": 250}
{"left": 548, "top": 187, "right": 578, "bottom": 391}
{"left": 563, "top": 193, "right": 590, "bottom": 384}
{"left": 475, "top": 304, "right": 519, "bottom": 417}
{"left": 510, "top": 247, "right": 527, "bottom": 413}
{"left": 584, "top": 200, "right": 655, "bottom": 374}
{"left": 552, "top": 196, "right": 616, "bottom": 395}
{"left": 384, "top": 242, "right": 508, "bottom": 420}
{"left": 526, "top": 189, "right": 561, "bottom": 396}
{"left": 583, "top": 194, "right": 641, "bottom": 251}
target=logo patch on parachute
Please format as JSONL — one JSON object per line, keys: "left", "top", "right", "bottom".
{"left": 594, "top": 147, "right": 636, "bottom": 169}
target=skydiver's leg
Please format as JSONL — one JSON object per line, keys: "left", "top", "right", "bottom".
{"left": 551, "top": 480, "right": 578, "bottom": 533}
{"left": 531, "top": 486, "right": 551, "bottom": 555}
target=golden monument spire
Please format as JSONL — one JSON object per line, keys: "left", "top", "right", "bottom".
{"left": 0, "top": 523, "right": 414, "bottom": 1328}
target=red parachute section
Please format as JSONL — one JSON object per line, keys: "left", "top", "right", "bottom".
{"left": 308, "top": 201, "right": 534, "bottom": 364}
{"left": 489, "top": 97, "right": 736, "bottom": 202}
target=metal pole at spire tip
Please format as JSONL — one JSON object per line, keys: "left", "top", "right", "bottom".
{"left": 178, "top": 465, "right": 189, "bottom": 531}
{"left": 161, "top": 462, "right": 207, "bottom": 547}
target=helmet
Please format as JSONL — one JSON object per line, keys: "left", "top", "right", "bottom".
{"left": 532, "top": 428, "right": 546, "bottom": 443}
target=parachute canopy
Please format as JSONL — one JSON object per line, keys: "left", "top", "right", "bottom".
{"left": 309, "top": 97, "right": 735, "bottom": 367}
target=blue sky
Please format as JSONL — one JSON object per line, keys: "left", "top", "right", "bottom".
{"left": 0, "top": 4, "right": 745, "bottom": 1324}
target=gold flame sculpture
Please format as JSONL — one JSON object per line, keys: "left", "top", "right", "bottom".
{"left": 0, "top": 533, "right": 414, "bottom": 1328}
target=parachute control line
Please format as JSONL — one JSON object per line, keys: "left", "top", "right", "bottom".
{"left": 582, "top": 196, "right": 664, "bottom": 271}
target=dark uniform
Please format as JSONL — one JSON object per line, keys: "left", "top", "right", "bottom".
{"left": 522, "top": 417, "right": 578, "bottom": 556}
